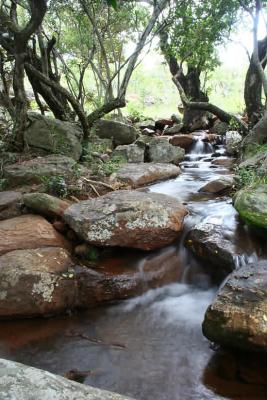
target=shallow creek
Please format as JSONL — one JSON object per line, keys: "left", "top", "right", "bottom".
{"left": 0, "top": 133, "right": 267, "bottom": 399}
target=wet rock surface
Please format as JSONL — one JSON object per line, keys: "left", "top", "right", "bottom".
{"left": 0, "top": 358, "right": 134, "bottom": 400}
{"left": 203, "top": 261, "right": 267, "bottom": 352}
{"left": 0, "top": 214, "right": 70, "bottom": 255}
{"left": 186, "top": 222, "right": 237, "bottom": 277}
{"left": 199, "top": 176, "right": 234, "bottom": 194}
{"left": 0, "top": 247, "right": 77, "bottom": 319}
{"left": 64, "top": 190, "right": 187, "bottom": 250}
{"left": 112, "top": 162, "right": 181, "bottom": 188}
{"left": 169, "top": 134, "right": 194, "bottom": 149}
{"left": 0, "top": 191, "right": 22, "bottom": 220}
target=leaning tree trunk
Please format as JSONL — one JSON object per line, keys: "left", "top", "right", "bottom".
{"left": 244, "top": 35, "right": 267, "bottom": 125}
{"left": 179, "top": 65, "right": 209, "bottom": 132}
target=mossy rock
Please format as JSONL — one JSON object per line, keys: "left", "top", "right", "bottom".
{"left": 234, "top": 184, "right": 267, "bottom": 229}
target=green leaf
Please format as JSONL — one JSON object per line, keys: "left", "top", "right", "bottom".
{"left": 106, "top": 0, "right": 118, "bottom": 10}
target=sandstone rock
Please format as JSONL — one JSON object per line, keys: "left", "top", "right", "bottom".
{"left": 186, "top": 222, "right": 237, "bottom": 276}
{"left": 112, "top": 162, "right": 181, "bottom": 188}
{"left": 112, "top": 144, "right": 144, "bottom": 163}
{"left": 148, "top": 139, "right": 185, "bottom": 164}
{"left": 141, "top": 128, "right": 155, "bottom": 136}
{"left": 202, "top": 133, "right": 221, "bottom": 143}
{"left": 203, "top": 261, "right": 267, "bottom": 352}
{"left": 25, "top": 113, "right": 83, "bottom": 160}
{"left": 0, "top": 191, "right": 22, "bottom": 220}
{"left": 199, "top": 177, "right": 234, "bottom": 194}
{"left": 4, "top": 155, "right": 85, "bottom": 186}
{"left": 234, "top": 184, "right": 267, "bottom": 230}
{"left": 93, "top": 119, "right": 137, "bottom": 145}
{"left": 0, "top": 247, "right": 77, "bottom": 318}
{"left": 23, "top": 193, "right": 71, "bottom": 218}
{"left": 155, "top": 119, "right": 173, "bottom": 131}
{"left": 169, "top": 134, "right": 194, "bottom": 150}
{"left": 0, "top": 358, "right": 134, "bottom": 399}
{"left": 226, "top": 131, "right": 242, "bottom": 155}
{"left": 0, "top": 214, "right": 70, "bottom": 255}
{"left": 64, "top": 190, "right": 187, "bottom": 251}
{"left": 211, "top": 158, "right": 235, "bottom": 168}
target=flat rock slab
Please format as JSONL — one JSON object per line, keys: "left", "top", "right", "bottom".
{"left": 203, "top": 261, "right": 267, "bottom": 352}
{"left": 0, "top": 214, "right": 70, "bottom": 255}
{"left": 0, "top": 191, "right": 22, "bottom": 220}
{"left": 0, "top": 358, "right": 134, "bottom": 400}
{"left": 0, "top": 247, "right": 77, "bottom": 319}
{"left": 169, "top": 134, "right": 194, "bottom": 149}
{"left": 64, "top": 190, "right": 187, "bottom": 251}
{"left": 4, "top": 155, "right": 84, "bottom": 186}
{"left": 113, "top": 163, "right": 181, "bottom": 188}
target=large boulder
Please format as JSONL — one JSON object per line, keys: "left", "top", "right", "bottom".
{"left": 148, "top": 139, "right": 185, "bottom": 164}
{"left": 112, "top": 162, "right": 181, "bottom": 188}
{"left": 199, "top": 177, "right": 234, "bottom": 194}
{"left": 0, "top": 247, "right": 78, "bottom": 318}
{"left": 93, "top": 119, "right": 137, "bottom": 146}
{"left": 25, "top": 113, "right": 83, "bottom": 160}
{"left": 0, "top": 191, "right": 22, "bottom": 220}
{"left": 4, "top": 155, "right": 86, "bottom": 186}
{"left": 169, "top": 134, "right": 194, "bottom": 150}
{"left": 226, "top": 131, "right": 242, "bottom": 155}
{"left": 22, "top": 193, "right": 70, "bottom": 218}
{"left": 186, "top": 222, "right": 237, "bottom": 277}
{"left": 203, "top": 261, "right": 267, "bottom": 352}
{"left": 234, "top": 184, "right": 267, "bottom": 230}
{"left": 0, "top": 214, "right": 70, "bottom": 255}
{"left": 112, "top": 144, "right": 144, "bottom": 163}
{"left": 64, "top": 190, "right": 187, "bottom": 250}
{"left": 0, "top": 358, "right": 134, "bottom": 399}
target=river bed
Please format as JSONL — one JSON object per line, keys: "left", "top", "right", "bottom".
{"left": 0, "top": 135, "right": 266, "bottom": 399}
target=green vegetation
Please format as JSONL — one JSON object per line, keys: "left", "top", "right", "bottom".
{"left": 42, "top": 176, "right": 68, "bottom": 198}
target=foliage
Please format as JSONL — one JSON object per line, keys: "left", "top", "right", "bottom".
{"left": 165, "top": 0, "right": 239, "bottom": 75}
{"left": 42, "top": 176, "right": 68, "bottom": 198}
{"left": 234, "top": 166, "right": 267, "bottom": 190}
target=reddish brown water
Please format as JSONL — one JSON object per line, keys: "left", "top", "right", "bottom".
{"left": 0, "top": 135, "right": 267, "bottom": 399}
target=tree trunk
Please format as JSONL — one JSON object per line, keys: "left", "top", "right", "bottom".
{"left": 244, "top": 36, "right": 267, "bottom": 124}
{"left": 12, "top": 49, "right": 28, "bottom": 148}
{"left": 179, "top": 66, "right": 209, "bottom": 131}
{"left": 159, "top": 31, "right": 208, "bottom": 131}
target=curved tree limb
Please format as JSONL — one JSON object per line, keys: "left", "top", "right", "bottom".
{"left": 25, "top": 63, "right": 89, "bottom": 136}
{"left": 172, "top": 76, "right": 248, "bottom": 132}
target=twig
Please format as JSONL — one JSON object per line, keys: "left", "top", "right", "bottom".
{"left": 82, "top": 177, "right": 115, "bottom": 190}
{"left": 66, "top": 332, "right": 127, "bottom": 349}
{"left": 89, "top": 183, "right": 101, "bottom": 197}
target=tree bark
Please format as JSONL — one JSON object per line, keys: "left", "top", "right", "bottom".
{"left": 245, "top": 37, "right": 267, "bottom": 124}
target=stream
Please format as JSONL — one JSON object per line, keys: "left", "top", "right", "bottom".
{"left": 0, "top": 133, "right": 266, "bottom": 400}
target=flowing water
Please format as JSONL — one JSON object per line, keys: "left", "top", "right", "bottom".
{"left": 0, "top": 132, "right": 267, "bottom": 399}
